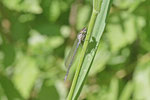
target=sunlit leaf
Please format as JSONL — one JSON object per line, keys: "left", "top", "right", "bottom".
{"left": 0, "top": 74, "right": 24, "bottom": 100}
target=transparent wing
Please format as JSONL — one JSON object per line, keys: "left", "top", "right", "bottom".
{"left": 64, "top": 39, "right": 80, "bottom": 81}
{"left": 65, "top": 39, "right": 78, "bottom": 68}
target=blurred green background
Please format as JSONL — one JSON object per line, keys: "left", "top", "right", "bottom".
{"left": 0, "top": 0, "right": 150, "bottom": 100}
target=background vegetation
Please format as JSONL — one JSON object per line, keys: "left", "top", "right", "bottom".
{"left": 0, "top": 0, "right": 150, "bottom": 100}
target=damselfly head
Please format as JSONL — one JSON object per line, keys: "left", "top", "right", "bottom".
{"left": 77, "top": 27, "right": 87, "bottom": 42}
{"left": 81, "top": 27, "right": 87, "bottom": 34}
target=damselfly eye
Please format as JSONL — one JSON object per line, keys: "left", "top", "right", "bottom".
{"left": 84, "top": 29, "right": 87, "bottom": 33}
{"left": 82, "top": 27, "right": 87, "bottom": 33}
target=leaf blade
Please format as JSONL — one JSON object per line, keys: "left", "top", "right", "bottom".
{"left": 72, "top": 0, "right": 113, "bottom": 99}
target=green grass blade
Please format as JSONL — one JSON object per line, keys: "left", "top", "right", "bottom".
{"left": 119, "top": 81, "right": 133, "bottom": 100}
{"left": 72, "top": 0, "right": 113, "bottom": 99}
{"left": 67, "top": 4, "right": 99, "bottom": 100}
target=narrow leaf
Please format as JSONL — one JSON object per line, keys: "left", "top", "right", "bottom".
{"left": 72, "top": 0, "right": 113, "bottom": 99}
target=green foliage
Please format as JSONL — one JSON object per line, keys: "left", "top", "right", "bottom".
{"left": 0, "top": 0, "right": 150, "bottom": 100}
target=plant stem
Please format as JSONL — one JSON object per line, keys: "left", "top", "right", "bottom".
{"left": 67, "top": 9, "right": 99, "bottom": 100}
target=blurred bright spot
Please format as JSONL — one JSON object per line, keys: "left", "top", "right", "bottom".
{"left": 13, "top": 53, "right": 39, "bottom": 98}
{"left": 1, "top": 19, "right": 10, "bottom": 33}
{"left": 60, "top": 26, "right": 71, "bottom": 38}
{"left": 25, "top": 0, "right": 43, "bottom": 14}
{"left": 114, "top": 0, "right": 135, "bottom": 9}
{"left": 133, "top": 60, "right": 150, "bottom": 100}
{"left": 49, "top": 37, "right": 64, "bottom": 48}
{"left": 106, "top": 13, "right": 137, "bottom": 52}
{"left": 49, "top": 0, "right": 60, "bottom": 21}
{"left": 28, "top": 29, "right": 64, "bottom": 48}
{"left": 109, "top": 55, "right": 126, "bottom": 65}
{"left": 28, "top": 30, "right": 46, "bottom": 45}
{"left": 116, "top": 70, "right": 126, "bottom": 79}
{"left": 77, "top": 5, "right": 91, "bottom": 29}
{"left": 1, "top": 0, "right": 42, "bottom": 14}
{"left": 19, "top": 14, "right": 35, "bottom": 23}
{"left": 55, "top": 80, "right": 67, "bottom": 100}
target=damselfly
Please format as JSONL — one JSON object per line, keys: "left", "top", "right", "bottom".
{"left": 64, "top": 27, "right": 87, "bottom": 81}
